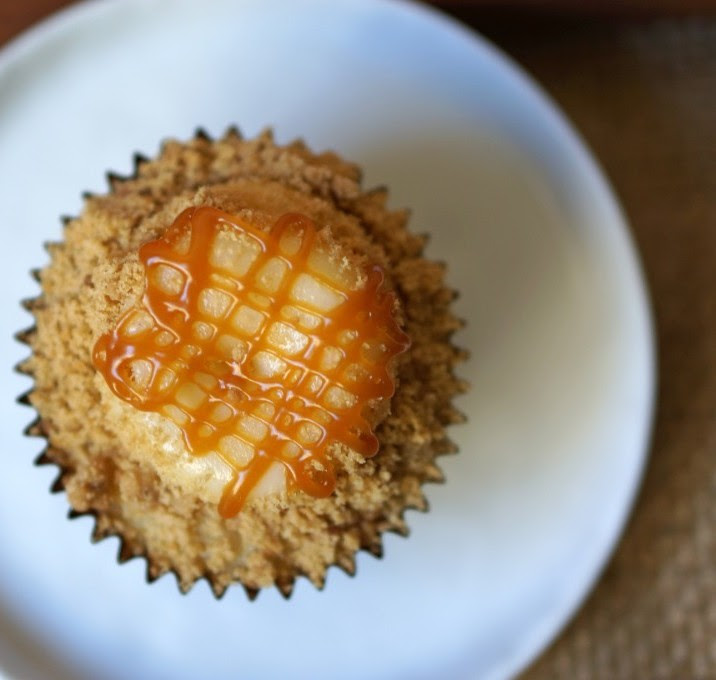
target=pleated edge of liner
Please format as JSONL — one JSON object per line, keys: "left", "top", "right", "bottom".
{"left": 14, "top": 125, "right": 468, "bottom": 601}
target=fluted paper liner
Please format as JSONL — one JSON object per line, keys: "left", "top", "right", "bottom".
{"left": 16, "top": 127, "right": 467, "bottom": 599}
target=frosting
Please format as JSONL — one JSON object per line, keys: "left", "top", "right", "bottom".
{"left": 93, "top": 206, "right": 410, "bottom": 517}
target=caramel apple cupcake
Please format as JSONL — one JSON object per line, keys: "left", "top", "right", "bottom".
{"left": 17, "top": 128, "right": 466, "bottom": 597}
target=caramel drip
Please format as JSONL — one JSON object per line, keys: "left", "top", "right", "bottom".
{"left": 93, "top": 206, "right": 410, "bottom": 517}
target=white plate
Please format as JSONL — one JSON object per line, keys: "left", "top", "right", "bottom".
{"left": 0, "top": 1, "right": 655, "bottom": 678}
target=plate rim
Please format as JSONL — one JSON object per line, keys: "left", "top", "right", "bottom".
{"left": 0, "top": 1, "right": 657, "bottom": 678}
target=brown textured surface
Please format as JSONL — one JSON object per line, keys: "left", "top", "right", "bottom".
{"left": 5, "top": 0, "right": 716, "bottom": 676}
{"left": 0, "top": 0, "right": 713, "bottom": 47}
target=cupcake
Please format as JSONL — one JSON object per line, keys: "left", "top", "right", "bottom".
{"left": 17, "top": 128, "right": 466, "bottom": 597}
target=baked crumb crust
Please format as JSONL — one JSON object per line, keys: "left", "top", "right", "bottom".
{"left": 18, "top": 128, "right": 466, "bottom": 597}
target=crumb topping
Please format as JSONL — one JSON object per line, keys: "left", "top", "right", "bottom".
{"left": 21, "top": 129, "right": 465, "bottom": 596}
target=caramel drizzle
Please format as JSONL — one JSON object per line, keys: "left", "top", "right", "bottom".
{"left": 93, "top": 206, "right": 410, "bottom": 517}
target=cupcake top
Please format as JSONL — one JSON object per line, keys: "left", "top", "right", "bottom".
{"left": 92, "top": 205, "right": 410, "bottom": 517}
{"left": 23, "top": 129, "right": 465, "bottom": 596}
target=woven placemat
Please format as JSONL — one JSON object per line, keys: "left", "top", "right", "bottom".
{"left": 466, "top": 16, "right": 716, "bottom": 680}
{"left": 2, "top": 4, "right": 715, "bottom": 678}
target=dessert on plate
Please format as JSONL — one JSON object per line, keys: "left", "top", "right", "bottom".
{"left": 18, "top": 128, "right": 466, "bottom": 597}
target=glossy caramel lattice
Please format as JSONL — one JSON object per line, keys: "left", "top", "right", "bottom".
{"left": 93, "top": 206, "right": 410, "bottom": 517}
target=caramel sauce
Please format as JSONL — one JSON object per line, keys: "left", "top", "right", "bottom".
{"left": 92, "top": 206, "right": 410, "bottom": 517}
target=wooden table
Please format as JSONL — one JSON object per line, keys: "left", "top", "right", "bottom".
{"left": 3, "top": 2, "right": 715, "bottom": 678}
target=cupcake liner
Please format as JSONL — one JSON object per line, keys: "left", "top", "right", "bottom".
{"left": 16, "top": 126, "right": 466, "bottom": 599}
